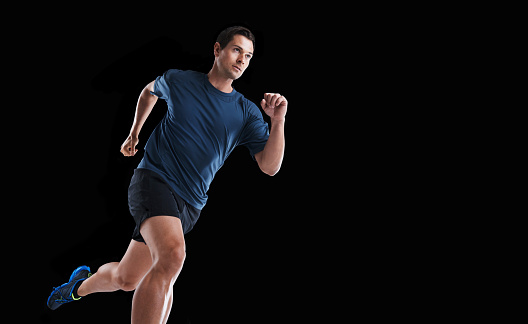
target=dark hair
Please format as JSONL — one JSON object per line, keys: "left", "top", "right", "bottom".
{"left": 216, "top": 26, "right": 255, "bottom": 50}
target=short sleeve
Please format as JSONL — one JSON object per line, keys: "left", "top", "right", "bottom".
{"left": 239, "top": 101, "right": 270, "bottom": 159}
{"left": 150, "top": 69, "right": 183, "bottom": 100}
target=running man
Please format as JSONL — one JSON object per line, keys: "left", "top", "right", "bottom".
{"left": 47, "top": 26, "right": 287, "bottom": 323}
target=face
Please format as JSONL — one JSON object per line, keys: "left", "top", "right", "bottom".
{"left": 214, "top": 34, "right": 254, "bottom": 80}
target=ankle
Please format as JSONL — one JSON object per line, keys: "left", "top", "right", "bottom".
{"left": 75, "top": 276, "right": 91, "bottom": 297}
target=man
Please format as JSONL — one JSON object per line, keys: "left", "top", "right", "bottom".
{"left": 47, "top": 26, "right": 287, "bottom": 323}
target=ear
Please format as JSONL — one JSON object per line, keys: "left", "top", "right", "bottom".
{"left": 213, "top": 42, "right": 221, "bottom": 57}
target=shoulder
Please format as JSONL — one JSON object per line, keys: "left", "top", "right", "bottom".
{"left": 237, "top": 93, "right": 261, "bottom": 116}
{"left": 162, "top": 69, "right": 203, "bottom": 84}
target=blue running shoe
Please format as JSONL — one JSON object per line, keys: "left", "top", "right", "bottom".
{"left": 47, "top": 265, "right": 91, "bottom": 310}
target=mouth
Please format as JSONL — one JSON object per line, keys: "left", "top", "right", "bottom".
{"left": 232, "top": 65, "right": 242, "bottom": 72}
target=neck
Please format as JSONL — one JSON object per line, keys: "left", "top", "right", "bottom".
{"left": 207, "top": 64, "right": 234, "bottom": 93}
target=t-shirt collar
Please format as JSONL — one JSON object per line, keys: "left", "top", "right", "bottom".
{"left": 203, "top": 74, "right": 238, "bottom": 102}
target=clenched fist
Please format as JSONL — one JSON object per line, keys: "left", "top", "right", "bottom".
{"left": 120, "top": 135, "right": 139, "bottom": 157}
{"left": 261, "top": 93, "right": 287, "bottom": 122}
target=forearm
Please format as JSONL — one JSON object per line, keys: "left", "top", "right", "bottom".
{"left": 130, "top": 84, "right": 158, "bottom": 137}
{"left": 258, "top": 118, "right": 285, "bottom": 176}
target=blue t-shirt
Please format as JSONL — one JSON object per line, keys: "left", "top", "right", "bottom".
{"left": 137, "top": 69, "right": 269, "bottom": 210}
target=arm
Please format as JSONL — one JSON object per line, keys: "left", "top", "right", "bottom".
{"left": 120, "top": 81, "right": 158, "bottom": 156}
{"left": 254, "top": 93, "right": 287, "bottom": 176}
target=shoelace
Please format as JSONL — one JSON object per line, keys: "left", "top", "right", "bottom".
{"left": 53, "top": 291, "right": 72, "bottom": 304}
{"left": 52, "top": 273, "right": 91, "bottom": 304}
{"left": 51, "top": 283, "right": 75, "bottom": 303}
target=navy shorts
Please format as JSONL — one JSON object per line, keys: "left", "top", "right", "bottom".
{"left": 128, "top": 168, "right": 201, "bottom": 243}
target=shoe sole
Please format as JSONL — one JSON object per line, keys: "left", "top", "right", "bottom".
{"left": 69, "top": 265, "right": 91, "bottom": 282}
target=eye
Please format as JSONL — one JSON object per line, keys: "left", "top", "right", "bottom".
{"left": 246, "top": 54, "right": 252, "bottom": 60}
{"left": 234, "top": 48, "right": 240, "bottom": 53}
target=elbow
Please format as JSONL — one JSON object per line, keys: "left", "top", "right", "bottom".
{"left": 255, "top": 152, "right": 282, "bottom": 176}
{"left": 261, "top": 166, "right": 280, "bottom": 176}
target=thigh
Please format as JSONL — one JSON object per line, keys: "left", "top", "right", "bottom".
{"left": 139, "top": 215, "right": 186, "bottom": 260}
{"left": 116, "top": 239, "right": 153, "bottom": 283}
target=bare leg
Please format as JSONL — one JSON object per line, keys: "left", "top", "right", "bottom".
{"left": 77, "top": 240, "right": 152, "bottom": 296}
{"left": 161, "top": 290, "right": 173, "bottom": 324}
{"left": 131, "top": 216, "right": 186, "bottom": 324}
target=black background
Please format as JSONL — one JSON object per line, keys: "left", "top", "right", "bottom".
{"left": 21, "top": 13, "right": 333, "bottom": 324}
{"left": 10, "top": 8, "right": 438, "bottom": 324}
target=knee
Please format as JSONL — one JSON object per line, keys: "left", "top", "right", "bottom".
{"left": 114, "top": 269, "right": 141, "bottom": 292}
{"left": 154, "top": 245, "right": 186, "bottom": 276}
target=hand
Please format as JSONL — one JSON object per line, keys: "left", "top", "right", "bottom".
{"left": 120, "top": 134, "right": 139, "bottom": 157}
{"left": 261, "top": 93, "right": 287, "bottom": 122}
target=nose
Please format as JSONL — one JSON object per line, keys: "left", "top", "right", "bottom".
{"left": 237, "top": 54, "right": 246, "bottom": 65}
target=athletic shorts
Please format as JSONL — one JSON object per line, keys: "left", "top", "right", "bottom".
{"left": 128, "top": 168, "right": 201, "bottom": 243}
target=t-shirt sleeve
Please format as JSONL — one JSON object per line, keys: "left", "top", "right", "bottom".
{"left": 239, "top": 101, "right": 270, "bottom": 159}
{"left": 150, "top": 69, "right": 182, "bottom": 100}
